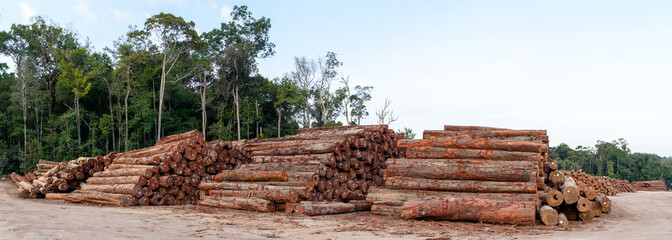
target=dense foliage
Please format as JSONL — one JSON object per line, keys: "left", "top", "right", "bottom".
{"left": 550, "top": 139, "right": 672, "bottom": 189}
{"left": 0, "top": 6, "right": 379, "bottom": 174}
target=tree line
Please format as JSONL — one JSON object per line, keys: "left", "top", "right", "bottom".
{"left": 550, "top": 138, "right": 672, "bottom": 189}
{"left": 0, "top": 6, "right": 397, "bottom": 174}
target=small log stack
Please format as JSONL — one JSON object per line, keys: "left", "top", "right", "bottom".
{"left": 561, "top": 170, "right": 634, "bottom": 196}
{"left": 10, "top": 155, "right": 110, "bottom": 199}
{"left": 539, "top": 169, "right": 617, "bottom": 225}
{"left": 631, "top": 180, "right": 668, "bottom": 191}
{"left": 367, "top": 125, "right": 545, "bottom": 225}
{"left": 199, "top": 125, "right": 401, "bottom": 214}
{"left": 56, "top": 130, "right": 250, "bottom": 206}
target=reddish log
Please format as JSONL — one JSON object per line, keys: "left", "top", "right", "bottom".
{"left": 400, "top": 197, "right": 536, "bottom": 225}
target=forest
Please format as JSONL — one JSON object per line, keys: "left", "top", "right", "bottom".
{"left": 0, "top": 6, "right": 404, "bottom": 174}
{"left": 551, "top": 139, "right": 672, "bottom": 189}
{"left": 0, "top": 6, "right": 669, "bottom": 190}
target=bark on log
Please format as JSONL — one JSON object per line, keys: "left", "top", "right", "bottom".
{"left": 93, "top": 168, "right": 154, "bottom": 179}
{"left": 384, "top": 159, "right": 534, "bottom": 182}
{"left": 592, "top": 201, "right": 603, "bottom": 217}
{"left": 562, "top": 177, "right": 580, "bottom": 204}
{"left": 251, "top": 154, "right": 336, "bottom": 165}
{"left": 539, "top": 205, "right": 559, "bottom": 226}
{"left": 578, "top": 210, "right": 594, "bottom": 222}
{"left": 236, "top": 162, "right": 323, "bottom": 173}
{"left": 107, "top": 164, "right": 158, "bottom": 173}
{"left": 214, "top": 170, "right": 288, "bottom": 182}
{"left": 545, "top": 189, "right": 563, "bottom": 207}
{"left": 79, "top": 184, "right": 143, "bottom": 198}
{"left": 548, "top": 171, "right": 564, "bottom": 185}
{"left": 207, "top": 189, "right": 299, "bottom": 203}
{"left": 405, "top": 147, "right": 541, "bottom": 161}
{"left": 86, "top": 176, "right": 147, "bottom": 185}
{"left": 595, "top": 195, "right": 611, "bottom": 213}
{"left": 423, "top": 130, "right": 545, "bottom": 141}
{"left": 557, "top": 213, "right": 569, "bottom": 228}
{"left": 384, "top": 177, "right": 537, "bottom": 193}
{"left": 400, "top": 197, "right": 536, "bottom": 225}
{"left": 113, "top": 155, "right": 162, "bottom": 165}
{"left": 398, "top": 139, "right": 546, "bottom": 153}
{"left": 293, "top": 202, "right": 356, "bottom": 216}
{"left": 348, "top": 200, "right": 373, "bottom": 211}
{"left": 583, "top": 187, "right": 597, "bottom": 200}
{"left": 199, "top": 196, "right": 275, "bottom": 212}
{"left": 576, "top": 197, "right": 592, "bottom": 212}
{"left": 371, "top": 204, "right": 401, "bottom": 217}
{"left": 249, "top": 142, "right": 338, "bottom": 156}
{"left": 63, "top": 191, "right": 138, "bottom": 207}
{"left": 442, "top": 125, "right": 509, "bottom": 131}
{"left": 366, "top": 187, "right": 539, "bottom": 203}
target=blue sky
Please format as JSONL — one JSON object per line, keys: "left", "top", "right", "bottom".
{"left": 1, "top": 1, "right": 672, "bottom": 156}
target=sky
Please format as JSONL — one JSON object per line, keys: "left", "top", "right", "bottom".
{"left": 1, "top": 1, "right": 671, "bottom": 156}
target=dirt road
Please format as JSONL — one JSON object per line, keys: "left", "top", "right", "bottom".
{"left": 0, "top": 180, "right": 669, "bottom": 239}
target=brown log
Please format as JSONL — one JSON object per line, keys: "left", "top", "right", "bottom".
{"left": 236, "top": 162, "right": 323, "bottom": 172}
{"left": 93, "top": 168, "right": 154, "bottom": 179}
{"left": 157, "top": 130, "right": 203, "bottom": 145}
{"left": 113, "top": 155, "right": 162, "bottom": 165}
{"left": 544, "top": 160, "right": 558, "bottom": 171}
{"left": 405, "top": 147, "right": 541, "bottom": 161}
{"left": 63, "top": 191, "right": 138, "bottom": 207}
{"left": 539, "top": 205, "right": 558, "bottom": 226}
{"left": 384, "top": 177, "right": 536, "bottom": 193}
{"left": 397, "top": 138, "right": 546, "bottom": 153}
{"left": 86, "top": 176, "right": 147, "bottom": 185}
{"left": 198, "top": 181, "right": 311, "bottom": 199}
{"left": 557, "top": 213, "right": 569, "bottom": 228}
{"left": 199, "top": 196, "right": 275, "bottom": 212}
{"left": 423, "top": 130, "right": 545, "bottom": 141}
{"left": 246, "top": 139, "right": 344, "bottom": 152}
{"left": 45, "top": 193, "right": 67, "bottom": 199}
{"left": 578, "top": 209, "right": 594, "bottom": 222}
{"left": 293, "top": 202, "right": 356, "bottom": 216}
{"left": 544, "top": 189, "right": 563, "bottom": 207}
{"left": 250, "top": 154, "right": 335, "bottom": 165}
{"left": 297, "top": 124, "right": 387, "bottom": 134}
{"left": 562, "top": 177, "right": 579, "bottom": 204}
{"left": 576, "top": 197, "right": 592, "bottom": 212}
{"left": 400, "top": 197, "right": 536, "bottom": 225}
{"left": 208, "top": 189, "right": 299, "bottom": 203}
{"left": 548, "top": 171, "right": 564, "bottom": 185}
{"left": 79, "top": 183, "right": 143, "bottom": 198}
{"left": 592, "top": 201, "right": 603, "bottom": 217}
{"left": 249, "top": 142, "right": 338, "bottom": 156}
{"left": 348, "top": 200, "right": 373, "bottom": 211}
{"left": 214, "top": 170, "right": 288, "bottom": 182}
{"left": 595, "top": 195, "right": 611, "bottom": 213}
{"left": 107, "top": 164, "right": 159, "bottom": 173}
{"left": 442, "top": 125, "right": 509, "bottom": 131}
{"left": 583, "top": 187, "right": 597, "bottom": 200}
{"left": 365, "top": 187, "right": 539, "bottom": 203}
{"left": 371, "top": 204, "right": 401, "bottom": 217}
{"left": 384, "top": 159, "right": 534, "bottom": 182}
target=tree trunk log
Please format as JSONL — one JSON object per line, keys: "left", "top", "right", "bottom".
{"left": 400, "top": 197, "right": 536, "bottom": 225}
{"left": 207, "top": 189, "right": 299, "bottom": 203}
{"left": 93, "top": 168, "right": 154, "bottom": 179}
{"left": 199, "top": 196, "right": 275, "bottom": 212}
{"left": 214, "top": 170, "right": 287, "bottom": 182}
{"left": 62, "top": 191, "right": 138, "bottom": 207}
{"left": 79, "top": 183, "right": 143, "bottom": 198}
{"left": 293, "top": 202, "right": 356, "bottom": 216}
{"left": 539, "top": 205, "right": 558, "bottom": 226}
{"left": 562, "top": 177, "right": 579, "bottom": 204}
{"left": 423, "top": 130, "right": 545, "bottom": 141}
{"left": 86, "top": 176, "right": 147, "bottom": 185}
{"left": 384, "top": 177, "right": 536, "bottom": 193}
{"left": 366, "top": 187, "right": 539, "bottom": 203}
{"left": 384, "top": 159, "right": 534, "bottom": 182}
{"left": 398, "top": 139, "right": 546, "bottom": 153}
{"left": 371, "top": 204, "right": 401, "bottom": 217}
{"left": 557, "top": 213, "right": 568, "bottom": 228}
{"left": 405, "top": 147, "right": 541, "bottom": 161}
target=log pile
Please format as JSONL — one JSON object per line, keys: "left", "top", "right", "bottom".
{"left": 367, "top": 125, "right": 545, "bottom": 225}
{"left": 56, "top": 130, "right": 250, "bottom": 206}
{"left": 198, "top": 125, "right": 401, "bottom": 213}
{"left": 539, "top": 166, "right": 615, "bottom": 225}
{"left": 561, "top": 170, "right": 635, "bottom": 195}
{"left": 631, "top": 180, "right": 668, "bottom": 191}
{"left": 10, "top": 155, "right": 110, "bottom": 198}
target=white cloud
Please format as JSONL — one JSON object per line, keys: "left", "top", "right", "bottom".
{"left": 75, "top": 0, "right": 97, "bottom": 23}
{"left": 220, "top": 6, "right": 232, "bottom": 21}
{"left": 19, "top": 3, "right": 36, "bottom": 22}
{"left": 112, "top": 10, "right": 131, "bottom": 21}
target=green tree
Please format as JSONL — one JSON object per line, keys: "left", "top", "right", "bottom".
{"left": 350, "top": 85, "right": 373, "bottom": 125}
{"left": 56, "top": 47, "right": 96, "bottom": 146}
{"left": 132, "top": 13, "right": 198, "bottom": 142}
{"left": 274, "top": 77, "right": 302, "bottom": 137}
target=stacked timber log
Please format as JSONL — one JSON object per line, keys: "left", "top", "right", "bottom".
{"left": 562, "top": 170, "right": 634, "bottom": 195}
{"left": 52, "top": 130, "right": 250, "bottom": 206}
{"left": 367, "top": 125, "right": 545, "bottom": 225}
{"left": 539, "top": 166, "right": 617, "bottom": 225}
{"left": 10, "top": 155, "right": 109, "bottom": 198}
{"left": 631, "top": 180, "right": 668, "bottom": 191}
{"left": 198, "top": 125, "right": 401, "bottom": 213}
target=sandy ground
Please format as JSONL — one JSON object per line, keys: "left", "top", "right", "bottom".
{"left": 0, "top": 180, "right": 670, "bottom": 240}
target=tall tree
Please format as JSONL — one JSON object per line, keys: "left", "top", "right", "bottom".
{"left": 315, "top": 52, "right": 342, "bottom": 125}
{"left": 273, "top": 77, "right": 302, "bottom": 137}
{"left": 56, "top": 47, "right": 97, "bottom": 146}
{"left": 132, "top": 13, "right": 198, "bottom": 142}
{"left": 0, "top": 24, "right": 31, "bottom": 152}
{"left": 339, "top": 75, "right": 352, "bottom": 126}
{"left": 211, "top": 5, "right": 275, "bottom": 140}
{"left": 350, "top": 85, "right": 373, "bottom": 125}
{"left": 290, "top": 56, "right": 316, "bottom": 128}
